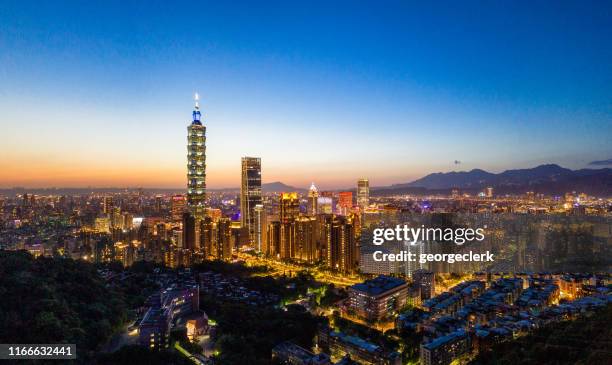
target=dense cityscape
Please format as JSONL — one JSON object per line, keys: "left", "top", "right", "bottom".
{"left": 0, "top": 95, "right": 610, "bottom": 365}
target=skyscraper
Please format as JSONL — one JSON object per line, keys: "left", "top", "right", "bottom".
{"left": 182, "top": 212, "right": 197, "bottom": 251}
{"left": 254, "top": 204, "right": 266, "bottom": 253}
{"left": 307, "top": 183, "right": 318, "bottom": 216}
{"left": 102, "top": 196, "right": 113, "bottom": 215}
{"left": 338, "top": 191, "right": 353, "bottom": 215}
{"left": 357, "top": 178, "right": 369, "bottom": 209}
{"left": 325, "top": 215, "right": 358, "bottom": 274}
{"left": 171, "top": 195, "right": 186, "bottom": 222}
{"left": 240, "top": 157, "right": 262, "bottom": 245}
{"left": 187, "top": 93, "right": 206, "bottom": 220}
{"left": 280, "top": 193, "right": 299, "bottom": 223}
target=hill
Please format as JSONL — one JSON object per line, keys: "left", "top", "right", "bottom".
{"left": 392, "top": 164, "right": 612, "bottom": 196}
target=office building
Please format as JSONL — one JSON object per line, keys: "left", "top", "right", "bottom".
{"left": 357, "top": 178, "right": 369, "bottom": 209}
{"left": 308, "top": 183, "right": 318, "bottom": 216}
{"left": 240, "top": 157, "right": 262, "bottom": 245}
{"left": 317, "top": 196, "right": 333, "bottom": 214}
{"left": 338, "top": 192, "right": 353, "bottom": 215}
{"left": 216, "top": 217, "right": 232, "bottom": 260}
{"left": 325, "top": 215, "right": 358, "bottom": 273}
{"left": 171, "top": 195, "right": 186, "bottom": 223}
{"left": 102, "top": 196, "right": 113, "bottom": 214}
{"left": 280, "top": 192, "right": 299, "bottom": 222}
{"left": 253, "top": 204, "right": 266, "bottom": 253}
{"left": 266, "top": 220, "right": 281, "bottom": 257}
{"left": 199, "top": 216, "right": 213, "bottom": 257}
{"left": 182, "top": 212, "right": 197, "bottom": 251}
{"left": 187, "top": 93, "right": 206, "bottom": 220}
{"left": 348, "top": 275, "right": 409, "bottom": 322}
{"left": 294, "top": 215, "right": 318, "bottom": 262}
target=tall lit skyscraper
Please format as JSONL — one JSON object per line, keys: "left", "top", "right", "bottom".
{"left": 357, "top": 178, "right": 369, "bottom": 209}
{"left": 253, "top": 204, "right": 266, "bottom": 253}
{"left": 325, "top": 215, "right": 358, "bottom": 274}
{"left": 307, "top": 183, "right": 318, "bottom": 216}
{"left": 171, "top": 195, "right": 186, "bottom": 222}
{"left": 338, "top": 191, "right": 353, "bottom": 215}
{"left": 240, "top": 157, "right": 262, "bottom": 244}
{"left": 280, "top": 193, "right": 299, "bottom": 223}
{"left": 102, "top": 196, "right": 113, "bottom": 215}
{"left": 187, "top": 93, "right": 206, "bottom": 220}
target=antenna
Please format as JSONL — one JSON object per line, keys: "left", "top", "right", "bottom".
{"left": 194, "top": 92, "right": 200, "bottom": 110}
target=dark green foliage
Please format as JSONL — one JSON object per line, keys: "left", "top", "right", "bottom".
{"left": 96, "top": 345, "right": 192, "bottom": 365}
{"left": 0, "top": 251, "right": 127, "bottom": 362}
{"left": 192, "top": 259, "right": 269, "bottom": 277}
{"left": 201, "top": 296, "right": 325, "bottom": 365}
{"left": 470, "top": 304, "right": 612, "bottom": 365}
{"left": 332, "top": 313, "right": 398, "bottom": 351}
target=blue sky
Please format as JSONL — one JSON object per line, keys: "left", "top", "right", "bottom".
{"left": 1, "top": 1, "right": 611, "bottom": 188}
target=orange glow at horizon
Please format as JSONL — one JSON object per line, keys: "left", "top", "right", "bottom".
{"left": 0, "top": 157, "right": 423, "bottom": 189}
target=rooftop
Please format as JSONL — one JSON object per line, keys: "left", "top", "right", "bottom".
{"left": 351, "top": 275, "right": 407, "bottom": 296}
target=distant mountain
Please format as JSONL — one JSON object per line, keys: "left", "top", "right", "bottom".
{"left": 391, "top": 168, "right": 496, "bottom": 190}
{"left": 393, "top": 164, "right": 612, "bottom": 196}
{"left": 262, "top": 181, "right": 306, "bottom": 193}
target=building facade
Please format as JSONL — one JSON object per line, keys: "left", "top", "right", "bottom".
{"left": 357, "top": 178, "right": 369, "bottom": 209}
{"left": 187, "top": 93, "right": 206, "bottom": 220}
{"left": 240, "top": 157, "right": 262, "bottom": 245}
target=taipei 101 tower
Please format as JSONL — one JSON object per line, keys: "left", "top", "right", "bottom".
{"left": 187, "top": 93, "right": 206, "bottom": 220}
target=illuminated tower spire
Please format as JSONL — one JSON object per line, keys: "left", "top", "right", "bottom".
{"left": 192, "top": 92, "right": 202, "bottom": 124}
{"left": 308, "top": 182, "right": 318, "bottom": 215}
{"left": 187, "top": 92, "right": 206, "bottom": 220}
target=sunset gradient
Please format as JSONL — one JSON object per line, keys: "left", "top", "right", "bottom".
{"left": 1, "top": 1, "right": 611, "bottom": 189}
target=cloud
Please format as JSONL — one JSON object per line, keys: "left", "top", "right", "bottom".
{"left": 588, "top": 158, "right": 612, "bottom": 166}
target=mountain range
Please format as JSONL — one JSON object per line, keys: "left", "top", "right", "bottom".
{"left": 1, "top": 165, "right": 610, "bottom": 197}
{"left": 380, "top": 164, "right": 612, "bottom": 196}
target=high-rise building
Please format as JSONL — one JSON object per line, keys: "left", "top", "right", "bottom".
{"left": 253, "top": 204, "right": 266, "bottom": 253}
{"left": 187, "top": 93, "right": 206, "bottom": 220}
{"left": 216, "top": 217, "right": 232, "bottom": 260}
{"left": 240, "top": 157, "right": 262, "bottom": 245}
{"left": 307, "top": 183, "right": 318, "bottom": 216}
{"left": 279, "top": 220, "right": 295, "bottom": 259}
{"left": 199, "top": 217, "right": 213, "bottom": 257}
{"left": 294, "top": 216, "right": 317, "bottom": 262}
{"left": 317, "top": 196, "right": 333, "bottom": 214}
{"left": 485, "top": 186, "right": 494, "bottom": 198}
{"left": 155, "top": 195, "right": 163, "bottom": 213}
{"left": 109, "top": 207, "right": 121, "bottom": 229}
{"left": 182, "top": 212, "right": 197, "bottom": 251}
{"left": 280, "top": 192, "right": 299, "bottom": 223}
{"left": 266, "top": 220, "right": 281, "bottom": 257}
{"left": 171, "top": 195, "right": 186, "bottom": 223}
{"left": 357, "top": 178, "right": 369, "bottom": 209}
{"left": 338, "top": 192, "right": 353, "bottom": 215}
{"left": 325, "top": 215, "right": 358, "bottom": 274}
{"left": 102, "top": 196, "right": 113, "bottom": 215}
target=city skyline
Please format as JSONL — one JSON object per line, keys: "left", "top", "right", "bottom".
{"left": 2, "top": 2, "right": 612, "bottom": 189}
